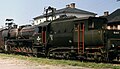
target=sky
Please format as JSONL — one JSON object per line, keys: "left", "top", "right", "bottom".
{"left": 0, "top": 0, "right": 120, "bottom": 27}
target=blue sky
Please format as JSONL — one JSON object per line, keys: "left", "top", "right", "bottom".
{"left": 0, "top": 0, "right": 120, "bottom": 27}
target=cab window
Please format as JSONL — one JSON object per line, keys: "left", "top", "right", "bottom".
{"left": 88, "top": 22, "right": 94, "bottom": 29}
{"left": 38, "top": 26, "right": 42, "bottom": 33}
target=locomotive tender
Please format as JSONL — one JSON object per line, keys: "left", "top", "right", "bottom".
{"left": 0, "top": 16, "right": 120, "bottom": 62}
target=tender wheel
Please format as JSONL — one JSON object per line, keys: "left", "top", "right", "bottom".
{"left": 4, "top": 41, "right": 11, "bottom": 54}
{"left": 33, "top": 48, "right": 38, "bottom": 57}
{"left": 94, "top": 53, "right": 102, "bottom": 63}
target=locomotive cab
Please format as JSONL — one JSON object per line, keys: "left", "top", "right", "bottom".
{"left": 31, "top": 22, "right": 51, "bottom": 56}
{"left": 33, "top": 22, "right": 50, "bottom": 47}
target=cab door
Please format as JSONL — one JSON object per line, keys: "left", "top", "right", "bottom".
{"left": 42, "top": 26, "right": 47, "bottom": 44}
{"left": 74, "top": 23, "right": 85, "bottom": 54}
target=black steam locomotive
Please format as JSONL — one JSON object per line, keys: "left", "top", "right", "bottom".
{"left": 0, "top": 16, "right": 120, "bottom": 62}
{"left": 0, "top": 6, "right": 120, "bottom": 62}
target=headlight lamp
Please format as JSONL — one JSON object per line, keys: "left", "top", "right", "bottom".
{"left": 111, "top": 44, "right": 115, "bottom": 48}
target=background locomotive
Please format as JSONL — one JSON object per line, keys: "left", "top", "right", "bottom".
{"left": 0, "top": 7, "right": 120, "bottom": 62}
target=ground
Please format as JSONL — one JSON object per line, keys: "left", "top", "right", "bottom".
{"left": 0, "top": 58, "right": 92, "bottom": 69}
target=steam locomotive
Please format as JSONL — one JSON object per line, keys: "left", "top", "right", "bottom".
{"left": 0, "top": 6, "right": 120, "bottom": 62}
{"left": 0, "top": 16, "right": 120, "bottom": 62}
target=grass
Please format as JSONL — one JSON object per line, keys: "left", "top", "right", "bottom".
{"left": 0, "top": 53, "right": 120, "bottom": 69}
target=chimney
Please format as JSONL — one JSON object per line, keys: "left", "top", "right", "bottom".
{"left": 66, "top": 4, "right": 70, "bottom": 8}
{"left": 70, "top": 3, "right": 75, "bottom": 8}
{"left": 13, "top": 25, "right": 18, "bottom": 28}
{"left": 104, "top": 11, "right": 109, "bottom": 16}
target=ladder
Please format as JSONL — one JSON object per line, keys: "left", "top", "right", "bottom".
{"left": 77, "top": 24, "right": 84, "bottom": 54}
